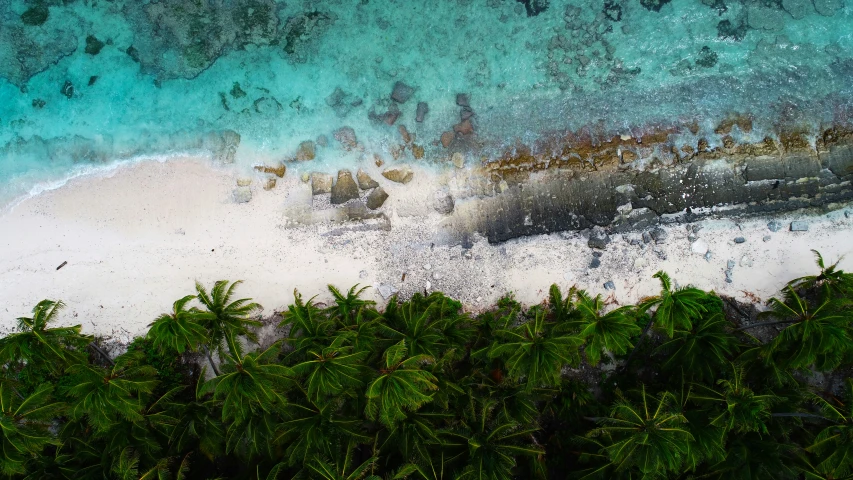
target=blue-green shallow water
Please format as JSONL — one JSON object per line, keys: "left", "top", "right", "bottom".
{"left": 0, "top": 0, "right": 851, "bottom": 205}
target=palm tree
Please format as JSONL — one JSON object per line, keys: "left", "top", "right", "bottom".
{"left": 365, "top": 340, "right": 438, "bottom": 428}
{"left": 63, "top": 351, "right": 158, "bottom": 432}
{"left": 586, "top": 385, "right": 692, "bottom": 478}
{"left": 655, "top": 312, "right": 740, "bottom": 382}
{"left": 804, "top": 378, "right": 853, "bottom": 479}
{"left": 326, "top": 284, "right": 375, "bottom": 327}
{"left": 308, "top": 447, "right": 379, "bottom": 480}
{"left": 378, "top": 294, "right": 445, "bottom": 358}
{"left": 280, "top": 290, "right": 334, "bottom": 359}
{"left": 738, "top": 287, "right": 852, "bottom": 371}
{"left": 195, "top": 280, "right": 263, "bottom": 374}
{"left": 689, "top": 363, "right": 776, "bottom": 436}
{"left": 291, "top": 340, "right": 368, "bottom": 404}
{"left": 571, "top": 289, "right": 640, "bottom": 366}
{"left": 641, "top": 271, "right": 710, "bottom": 338}
{"left": 0, "top": 383, "right": 64, "bottom": 476}
{"left": 0, "top": 300, "right": 91, "bottom": 372}
{"left": 787, "top": 250, "right": 853, "bottom": 298}
{"left": 147, "top": 295, "right": 211, "bottom": 354}
{"left": 489, "top": 308, "right": 582, "bottom": 391}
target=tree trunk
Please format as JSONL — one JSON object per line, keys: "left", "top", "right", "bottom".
{"left": 204, "top": 346, "right": 221, "bottom": 376}
{"left": 89, "top": 341, "right": 115, "bottom": 366}
{"left": 619, "top": 317, "right": 655, "bottom": 372}
{"left": 734, "top": 320, "right": 798, "bottom": 332}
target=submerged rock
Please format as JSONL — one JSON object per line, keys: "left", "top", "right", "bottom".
{"left": 333, "top": 127, "right": 358, "bottom": 150}
{"left": 330, "top": 170, "right": 359, "bottom": 204}
{"left": 456, "top": 93, "right": 470, "bottom": 107}
{"left": 366, "top": 187, "right": 389, "bottom": 210}
{"left": 295, "top": 141, "right": 316, "bottom": 161}
{"left": 440, "top": 131, "right": 455, "bottom": 148}
{"left": 391, "top": 81, "right": 414, "bottom": 103}
{"left": 85, "top": 35, "right": 105, "bottom": 55}
{"left": 21, "top": 6, "right": 49, "bottom": 26}
{"left": 433, "top": 192, "right": 455, "bottom": 215}
{"left": 254, "top": 163, "right": 286, "bottom": 178}
{"left": 415, "top": 102, "right": 429, "bottom": 122}
{"left": 382, "top": 167, "right": 414, "bottom": 184}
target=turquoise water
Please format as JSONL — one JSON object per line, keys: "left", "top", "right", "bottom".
{"left": 1, "top": 0, "right": 851, "bottom": 204}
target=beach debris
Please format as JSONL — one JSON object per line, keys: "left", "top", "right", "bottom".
{"left": 725, "top": 259, "right": 735, "bottom": 283}
{"left": 734, "top": 236, "right": 746, "bottom": 244}
{"left": 295, "top": 141, "right": 316, "bottom": 161}
{"left": 330, "top": 170, "right": 359, "bottom": 204}
{"left": 587, "top": 230, "right": 611, "bottom": 249}
{"left": 603, "top": 280, "right": 616, "bottom": 290}
{"left": 356, "top": 170, "right": 379, "bottom": 189}
{"left": 391, "top": 81, "right": 414, "bottom": 103}
{"left": 56, "top": 261, "right": 67, "bottom": 271}
{"left": 311, "top": 172, "right": 333, "bottom": 195}
{"left": 433, "top": 192, "right": 455, "bottom": 215}
{"left": 233, "top": 186, "right": 252, "bottom": 204}
{"left": 416, "top": 102, "right": 429, "bottom": 122}
{"left": 790, "top": 221, "right": 809, "bottom": 231}
{"left": 440, "top": 131, "right": 454, "bottom": 148}
{"left": 382, "top": 166, "right": 414, "bottom": 184}
{"left": 366, "top": 187, "right": 389, "bottom": 210}
{"left": 254, "top": 163, "right": 286, "bottom": 178}
{"left": 333, "top": 127, "right": 358, "bottom": 150}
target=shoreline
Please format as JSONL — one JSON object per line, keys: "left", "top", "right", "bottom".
{"left": 1, "top": 156, "right": 851, "bottom": 339}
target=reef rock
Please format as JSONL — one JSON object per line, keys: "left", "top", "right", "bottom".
{"left": 333, "top": 127, "right": 358, "bottom": 150}
{"left": 416, "top": 102, "right": 429, "bottom": 122}
{"left": 440, "top": 131, "right": 455, "bottom": 148}
{"left": 356, "top": 170, "right": 379, "bottom": 189}
{"left": 0, "top": 25, "right": 77, "bottom": 88}
{"left": 296, "top": 141, "right": 316, "bottom": 161}
{"left": 433, "top": 192, "right": 455, "bottom": 215}
{"left": 366, "top": 187, "right": 389, "bottom": 210}
{"left": 391, "top": 81, "right": 414, "bottom": 103}
{"left": 204, "top": 130, "right": 241, "bottom": 164}
{"left": 330, "top": 170, "right": 359, "bottom": 204}
{"left": 311, "top": 172, "right": 333, "bottom": 195}
{"left": 325, "top": 87, "right": 361, "bottom": 117}
{"left": 382, "top": 167, "right": 414, "bottom": 184}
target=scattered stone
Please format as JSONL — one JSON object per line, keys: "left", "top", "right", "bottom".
{"left": 21, "top": 5, "right": 49, "bottom": 26}
{"left": 295, "top": 141, "right": 316, "bottom": 161}
{"left": 126, "top": 46, "right": 140, "bottom": 62}
{"left": 687, "top": 234, "right": 697, "bottom": 243}
{"left": 451, "top": 152, "right": 465, "bottom": 168}
{"left": 440, "top": 131, "right": 455, "bottom": 148}
{"left": 642, "top": 231, "right": 652, "bottom": 243}
{"left": 85, "top": 35, "right": 105, "bottom": 55}
{"left": 845, "top": 211, "right": 851, "bottom": 218}
{"left": 725, "top": 259, "right": 735, "bottom": 283}
{"left": 603, "top": 280, "right": 616, "bottom": 291}
{"left": 60, "top": 80, "right": 74, "bottom": 99}
{"left": 456, "top": 93, "right": 470, "bottom": 107}
{"left": 382, "top": 167, "right": 414, "bottom": 184}
{"left": 654, "top": 249, "right": 667, "bottom": 260}
{"left": 390, "top": 81, "right": 414, "bottom": 103}
{"left": 263, "top": 178, "right": 276, "bottom": 191}
{"left": 377, "top": 284, "right": 398, "bottom": 299}
{"left": 433, "top": 192, "right": 455, "bottom": 215}
{"left": 88, "top": 75, "right": 98, "bottom": 86}
{"left": 356, "top": 170, "right": 379, "bottom": 189}
{"left": 763, "top": 235, "right": 771, "bottom": 242}
{"left": 734, "top": 236, "right": 746, "bottom": 244}
{"left": 330, "top": 170, "right": 360, "bottom": 204}
{"left": 690, "top": 239, "right": 709, "bottom": 255}
{"left": 32, "top": 99, "right": 45, "bottom": 109}
{"left": 633, "top": 257, "right": 647, "bottom": 269}
{"left": 398, "top": 125, "right": 412, "bottom": 144}
{"left": 790, "top": 221, "right": 809, "bottom": 232}
{"left": 460, "top": 107, "right": 475, "bottom": 121}
{"left": 236, "top": 178, "right": 252, "bottom": 187}
{"left": 630, "top": 239, "right": 641, "bottom": 246}
{"left": 233, "top": 186, "right": 252, "bottom": 203}
{"left": 587, "top": 230, "right": 611, "bottom": 249}
{"left": 416, "top": 102, "right": 429, "bottom": 122}
{"left": 592, "top": 251, "right": 603, "bottom": 258}
{"left": 704, "top": 251, "right": 712, "bottom": 262}
{"left": 589, "top": 257, "right": 601, "bottom": 268}
{"left": 453, "top": 119, "right": 474, "bottom": 136}
{"left": 366, "top": 187, "right": 389, "bottom": 210}
{"left": 311, "top": 173, "right": 333, "bottom": 195}
{"left": 255, "top": 163, "right": 286, "bottom": 178}
{"left": 316, "top": 135, "right": 328, "bottom": 147}
{"left": 649, "top": 227, "right": 668, "bottom": 244}
{"left": 412, "top": 144, "right": 425, "bottom": 159}
{"left": 740, "top": 255, "right": 754, "bottom": 267}
{"left": 767, "top": 220, "right": 782, "bottom": 232}
{"left": 333, "top": 127, "right": 358, "bottom": 150}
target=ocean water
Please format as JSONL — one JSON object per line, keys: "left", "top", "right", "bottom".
{"left": 0, "top": 0, "right": 851, "bottom": 205}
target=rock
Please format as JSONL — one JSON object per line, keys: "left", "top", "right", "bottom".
{"left": 453, "top": 119, "right": 474, "bottom": 136}
{"left": 633, "top": 257, "right": 647, "bottom": 269}
{"left": 295, "top": 141, "right": 316, "bottom": 161}
{"left": 603, "top": 280, "right": 616, "bottom": 291}
{"left": 589, "top": 257, "right": 601, "bottom": 268}
{"left": 433, "top": 192, "right": 455, "bottom": 215}
{"left": 592, "top": 251, "right": 603, "bottom": 258}
{"left": 621, "top": 150, "right": 637, "bottom": 163}
{"left": 813, "top": 0, "right": 842, "bottom": 16}
{"left": 790, "top": 221, "right": 809, "bottom": 231}
{"left": 359, "top": 270, "right": 368, "bottom": 279}
{"left": 734, "top": 236, "right": 746, "bottom": 244}
{"left": 763, "top": 235, "right": 771, "bottom": 242}
{"left": 588, "top": 230, "right": 611, "bottom": 249}
{"left": 781, "top": 0, "right": 812, "bottom": 18}
{"left": 316, "top": 135, "right": 328, "bottom": 147}
{"left": 415, "top": 102, "right": 429, "bottom": 122}
{"left": 642, "top": 231, "right": 652, "bottom": 243}
{"left": 391, "top": 81, "right": 414, "bottom": 103}
{"left": 845, "top": 211, "right": 851, "bottom": 218}
{"left": 356, "top": 170, "right": 379, "bottom": 189}
{"left": 325, "top": 87, "right": 360, "bottom": 117}
{"left": 441, "top": 131, "right": 455, "bottom": 148}
{"left": 649, "top": 227, "right": 668, "bottom": 244}
{"left": 263, "top": 178, "right": 277, "bottom": 190}
{"left": 704, "top": 251, "right": 712, "bottom": 262}
{"left": 301, "top": 172, "right": 310, "bottom": 183}
{"left": 254, "top": 163, "right": 286, "bottom": 178}
{"left": 61, "top": 80, "right": 74, "bottom": 99}
{"left": 330, "top": 170, "right": 360, "bottom": 204}
{"left": 412, "top": 144, "right": 425, "bottom": 159}
{"left": 727, "top": 260, "right": 736, "bottom": 269}
{"left": 654, "top": 249, "right": 667, "bottom": 260}
{"left": 377, "top": 284, "right": 398, "bottom": 299}
{"left": 366, "top": 187, "right": 389, "bottom": 210}
{"left": 460, "top": 107, "right": 475, "bottom": 121}
{"left": 740, "top": 255, "right": 754, "bottom": 267}
{"left": 687, "top": 234, "right": 697, "bottom": 243}
{"left": 236, "top": 178, "right": 252, "bottom": 187}
{"left": 452, "top": 152, "right": 465, "bottom": 168}
{"left": 233, "top": 186, "right": 252, "bottom": 203}
{"left": 398, "top": 125, "right": 412, "bottom": 144}
{"left": 767, "top": 220, "right": 782, "bottom": 232}
{"left": 382, "top": 166, "right": 414, "bottom": 184}
{"left": 204, "top": 130, "right": 241, "bottom": 164}
{"left": 21, "top": 5, "right": 49, "bottom": 25}
{"left": 456, "top": 93, "right": 470, "bottom": 107}
{"left": 85, "top": 35, "right": 105, "bottom": 55}
{"left": 690, "top": 239, "right": 709, "bottom": 255}
{"left": 333, "top": 127, "right": 358, "bottom": 150}
{"left": 311, "top": 172, "right": 333, "bottom": 195}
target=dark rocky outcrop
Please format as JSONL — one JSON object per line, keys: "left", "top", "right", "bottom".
{"left": 331, "top": 170, "right": 360, "bottom": 204}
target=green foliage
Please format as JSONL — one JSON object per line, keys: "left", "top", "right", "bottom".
{"left": 1, "top": 258, "right": 851, "bottom": 479}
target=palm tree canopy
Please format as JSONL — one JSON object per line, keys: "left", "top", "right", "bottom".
{"left": 195, "top": 280, "right": 263, "bottom": 350}
{"left": 365, "top": 340, "right": 438, "bottom": 428}
{"left": 147, "top": 295, "right": 212, "bottom": 354}
{"left": 642, "top": 271, "right": 710, "bottom": 338}
{"left": 0, "top": 300, "right": 90, "bottom": 370}
{"left": 0, "top": 383, "right": 64, "bottom": 476}
{"left": 571, "top": 289, "right": 640, "bottom": 366}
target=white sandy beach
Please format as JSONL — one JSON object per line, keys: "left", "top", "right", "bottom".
{"left": 1, "top": 157, "right": 851, "bottom": 341}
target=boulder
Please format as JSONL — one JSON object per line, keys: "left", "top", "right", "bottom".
{"left": 330, "top": 170, "right": 360, "bottom": 204}
{"left": 790, "top": 221, "right": 809, "bottom": 231}
{"left": 603, "top": 280, "right": 616, "bottom": 291}
{"left": 398, "top": 125, "right": 412, "bottom": 143}
{"left": 356, "top": 169, "right": 379, "bottom": 189}
{"left": 767, "top": 220, "right": 782, "bottom": 232}
{"left": 452, "top": 152, "right": 465, "bottom": 168}
{"left": 453, "top": 119, "right": 474, "bottom": 135}
{"left": 333, "top": 127, "right": 358, "bottom": 150}
{"left": 233, "top": 186, "right": 252, "bottom": 203}
{"left": 391, "top": 81, "right": 414, "bottom": 103}
{"left": 382, "top": 167, "right": 414, "bottom": 184}
{"left": 649, "top": 227, "right": 668, "bottom": 244}
{"left": 366, "top": 187, "right": 389, "bottom": 210}
{"left": 440, "top": 131, "right": 455, "bottom": 148}
{"left": 254, "top": 163, "right": 286, "bottom": 178}
{"left": 295, "top": 141, "right": 316, "bottom": 161}
{"left": 456, "top": 93, "right": 470, "bottom": 107}
{"left": 416, "top": 102, "right": 429, "bottom": 122}
{"left": 311, "top": 172, "right": 333, "bottom": 195}
{"left": 587, "top": 230, "right": 611, "bottom": 249}
{"left": 433, "top": 192, "right": 455, "bottom": 215}
{"left": 412, "top": 144, "right": 425, "bottom": 159}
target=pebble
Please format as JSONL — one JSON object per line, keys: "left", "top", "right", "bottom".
{"left": 603, "top": 280, "right": 616, "bottom": 290}
{"left": 654, "top": 249, "right": 667, "bottom": 260}
{"left": 690, "top": 239, "right": 709, "bottom": 255}
{"left": 359, "top": 270, "right": 368, "bottom": 279}
{"left": 763, "top": 235, "right": 771, "bottom": 242}
{"left": 377, "top": 284, "right": 398, "bottom": 299}
{"left": 704, "top": 251, "right": 712, "bottom": 262}
{"left": 424, "top": 264, "right": 431, "bottom": 270}
{"left": 790, "top": 221, "right": 809, "bottom": 231}
{"left": 734, "top": 236, "right": 746, "bottom": 244}
{"left": 589, "top": 258, "right": 601, "bottom": 268}
{"left": 767, "top": 220, "right": 782, "bottom": 232}
{"left": 592, "top": 251, "right": 602, "bottom": 258}
{"left": 432, "top": 272, "right": 441, "bottom": 280}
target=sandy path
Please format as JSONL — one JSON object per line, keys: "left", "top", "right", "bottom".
{"left": 1, "top": 157, "right": 851, "bottom": 340}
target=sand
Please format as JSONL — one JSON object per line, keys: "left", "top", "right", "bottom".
{"left": 1, "top": 157, "right": 851, "bottom": 341}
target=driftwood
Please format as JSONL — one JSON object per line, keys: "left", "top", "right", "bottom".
{"left": 56, "top": 261, "right": 67, "bottom": 271}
